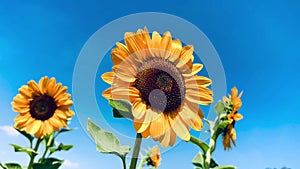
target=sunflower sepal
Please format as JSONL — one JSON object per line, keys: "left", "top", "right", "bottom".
{"left": 0, "top": 163, "right": 22, "bottom": 169}
{"left": 87, "top": 119, "right": 131, "bottom": 158}
{"left": 109, "top": 100, "right": 133, "bottom": 119}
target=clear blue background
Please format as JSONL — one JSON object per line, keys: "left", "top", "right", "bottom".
{"left": 0, "top": 1, "right": 299, "bottom": 169}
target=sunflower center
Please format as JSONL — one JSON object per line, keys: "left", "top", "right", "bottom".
{"left": 30, "top": 95, "right": 57, "bottom": 121}
{"left": 134, "top": 58, "right": 185, "bottom": 115}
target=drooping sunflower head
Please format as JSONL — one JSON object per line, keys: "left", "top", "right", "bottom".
{"left": 222, "top": 87, "right": 243, "bottom": 150}
{"left": 102, "top": 28, "right": 213, "bottom": 147}
{"left": 146, "top": 145, "right": 161, "bottom": 168}
{"left": 12, "top": 76, "right": 75, "bottom": 138}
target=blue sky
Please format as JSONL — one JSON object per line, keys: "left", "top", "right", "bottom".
{"left": 0, "top": 1, "right": 300, "bottom": 169}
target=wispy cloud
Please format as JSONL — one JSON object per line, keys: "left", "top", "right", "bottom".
{"left": 63, "top": 160, "right": 79, "bottom": 168}
{"left": 0, "top": 125, "right": 19, "bottom": 136}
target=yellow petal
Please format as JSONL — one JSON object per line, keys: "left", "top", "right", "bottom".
{"left": 141, "top": 126, "right": 150, "bottom": 138}
{"left": 233, "top": 113, "right": 243, "bottom": 121}
{"left": 111, "top": 42, "right": 130, "bottom": 65}
{"left": 169, "top": 116, "right": 190, "bottom": 141}
{"left": 169, "top": 129, "right": 177, "bottom": 146}
{"left": 160, "top": 31, "right": 172, "bottom": 58}
{"left": 114, "top": 60, "right": 137, "bottom": 83}
{"left": 134, "top": 108, "right": 159, "bottom": 133}
{"left": 185, "top": 89, "right": 213, "bottom": 105}
{"left": 191, "top": 63, "right": 203, "bottom": 75}
{"left": 53, "top": 85, "right": 68, "bottom": 100}
{"left": 27, "top": 80, "right": 40, "bottom": 94}
{"left": 185, "top": 75, "right": 212, "bottom": 87}
{"left": 27, "top": 120, "right": 42, "bottom": 135}
{"left": 168, "top": 40, "right": 182, "bottom": 62}
{"left": 160, "top": 125, "right": 172, "bottom": 148}
{"left": 149, "top": 113, "right": 166, "bottom": 138}
{"left": 43, "top": 120, "right": 54, "bottom": 135}
{"left": 12, "top": 94, "right": 29, "bottom": 106}
{"left": 231, "top": 87, "right": 238, "bottom": 99}
{"left": 110, "top": 87, "right": 140, "bottom": 102}
{"left": 46, "top": 77, "right": 56, "bottom": 96}
{"left": 179, "top": 103, "right": 203, "bottom": 131}
{"left": 39, "top": 76, "right": 49, "bottom": 94}
{"left": 177, "top": 45, "right": 194, "bottom": 68}
{"left": 101, "top": 72, "right": 115, "bottom": 84}
{"left": 18, "top": 85, "right": 32, "bottom": 98}
{"left": 132, "top": 99, "right": 147, "bottom": 119}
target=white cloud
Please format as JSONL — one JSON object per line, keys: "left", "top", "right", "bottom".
{"left": 63, "top": 160, "right": 79, "bottom": 168}
{"left": 0, "top": 125, "right": 19, "bottom": 136}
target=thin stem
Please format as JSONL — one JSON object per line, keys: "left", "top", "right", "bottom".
{"left": 137, "top": 158, "right": 145, "bottom": 169}
{"left": 129, "top": 133, "right": 142, "bottom": 169}
{"left": 190, "top": 136, "right": 209, "bottom": 153}
{"left": 41, "top": 146, "right": 49, "bottom": 161}
{"left": 28, "top": 138, "right": 42, "bottom": 169}
{"left": 121, "top": 156, "right": 126, "bottom": 169}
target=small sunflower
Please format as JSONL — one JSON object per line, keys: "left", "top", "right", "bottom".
{"left": 12, "top": 76, "right": 75, "bottom": 138}
{"left": 146, "top": 145, "right": 161, "bottom": 168}
{"left": 102, "top": 28, "right": 213, "bottom": 147}
{"left": 222, "top": 87, "right": 243, "bottom": 150}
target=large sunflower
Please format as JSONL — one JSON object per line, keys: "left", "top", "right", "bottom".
{"left": 102, "top": 28, "right": 213, "bottom": 147}
{"left": 12, "top": 76, "right": 75, "bottom": 138}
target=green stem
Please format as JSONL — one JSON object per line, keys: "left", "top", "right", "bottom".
{"left": 190, "top": 136, "right": 209, "bottom": 153}
{"left": 121, "top": 156, "right": 126, "bottom": 169}
{"left": 0, "top": 163, "right": 5, "bottom": 169}
{"left": 137, "top": 158, "right": 145, "bottom": 169}
{"left": 28, "top": 138, "right": 42, "bottom": 169}
{"left": 129, "top": 133, "right": 142, "bottom": 169}
{"left": 41, "top": 146, "right": 49, "bottom": 161}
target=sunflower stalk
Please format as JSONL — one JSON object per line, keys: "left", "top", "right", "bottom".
{"left": 129, "top": 133, "right": 143, "bottom": 169}
{"left": 28, "top": 138, "right": 42, "bottom": 169}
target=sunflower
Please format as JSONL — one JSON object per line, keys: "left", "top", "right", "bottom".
{"left": 222, "top": 87, "right": 243, "bottom": 150}
{"left": 12, "top": 76, "right": 75, "bottom": 138}
{"left": 146, "top": 145, "right": 161, "bottom": 168}
{"left": 102, "top": 28, "right": 213, "bottom": 147}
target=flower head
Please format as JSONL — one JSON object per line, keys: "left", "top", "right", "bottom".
{"left": 222, "top": 87, "right": 243, "bottom": 150}
{"left": 102, "top": 28, "right": 213, "bottom": 147}
{"left": 146, "top": 145, "right": 161, "bottom": 168}
{"left": 12, "top": 76, "right": 75, "bottom": 138}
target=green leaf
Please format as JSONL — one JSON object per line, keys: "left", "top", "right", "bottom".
{"left": 192, "top": 153, "right": 204, "bottom": 168}
{"left": 49, "top": 143, "right": 73, "bottom": 156}
{"left": 0, "top": 163, "right": 22, "bottom": 169}
{"left": 10, "top": 144, "right": 38, "bottom": 157}
{"left": 87, "top": 119, "right": 130, "bottom": 158}
{"left": 214, "top": 101, "right": 225, "bottom": 114}
{"left": 14, "top": 128, "right": 34, "bottom": 143}
{"left": 210, "top": 158, "right": 218, "bottom": 168}
{"left": 58, "top": 128, "right": 75, "bottom": 133}
{"left": 213, "top": 165, "right": 236, "bottom": 169}
{"left": 33, "top": 158, "right": 63, "bottom": 169}
{"left": 109, "top": 100, "right": 133, "bottom": 119}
